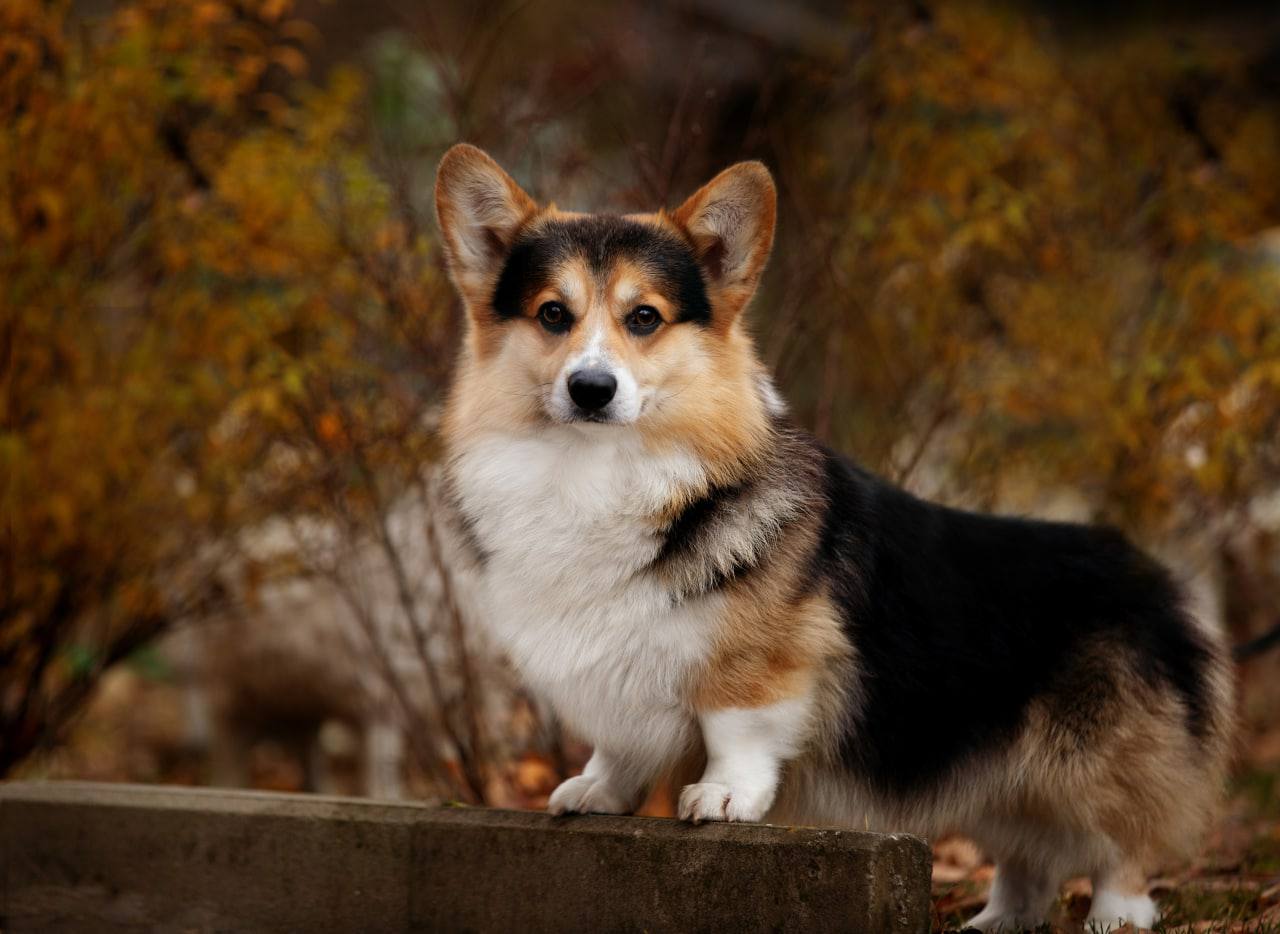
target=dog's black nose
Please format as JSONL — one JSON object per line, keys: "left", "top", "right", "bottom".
{"left": 567, "top": 369, "right": 617, "bottom": 412}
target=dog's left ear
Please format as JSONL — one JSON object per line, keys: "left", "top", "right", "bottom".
{"left": 672, "top": 161, "right": 776, "bottom": 321}
{"left": 435, "top": 143, "right": 537, "bottom": 303}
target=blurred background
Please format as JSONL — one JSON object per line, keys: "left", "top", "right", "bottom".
{"left": 4, "top": 0, "right": 1280, "bottom": 927}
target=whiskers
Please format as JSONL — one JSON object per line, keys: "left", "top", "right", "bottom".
{"left": 493, "top": 381, "right": 552, "bottom": 403}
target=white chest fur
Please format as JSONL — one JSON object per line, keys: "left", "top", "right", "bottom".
{"left": 450, "top": 428, "right": 719, "bottom": 760}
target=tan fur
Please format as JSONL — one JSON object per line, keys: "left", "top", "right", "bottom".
{"left": 690, "top": 497, "right": 846, "bottom": 712}
{"left": 695, "top": 591, "right": 843, "bottom": 711}
{"left": 670, "top": 163, "right": 777, "bottom": 325}
{"left": 635, "top": 332, "right": 774, "bottom": 487}
{"left": 434, "top": 144, "right": 536, "bottom": 347}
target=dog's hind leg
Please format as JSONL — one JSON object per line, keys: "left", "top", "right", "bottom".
{"left": 1087, "top": 861, "right": 1157, "bottom": 930}
{"left": 966, "top": 858, "right": 1059, "bottom": 931}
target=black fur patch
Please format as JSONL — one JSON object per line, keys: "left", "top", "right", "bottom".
{"left": 656, "top": 481, "right": 747, "bottom": 565}
{"left": 807, "top": 448, "right": 1216, "bottom": 793}
{"left": 650, "top": 421, "right": 823, "bottom": 599}
{"left": 651, "top": 481, "right": 758, "bottom": 599}
{"left": 491, "top": 216, "right": 711, "bottom": 325}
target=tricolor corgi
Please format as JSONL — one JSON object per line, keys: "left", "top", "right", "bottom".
{"left": 434, "top": 143, "right": 1234, "bottom": 931}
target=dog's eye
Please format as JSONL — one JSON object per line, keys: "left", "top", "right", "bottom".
{"left": 626, "top": 305, "right": 661, "bottom": 336}
{"left": 537, "top": 301, "right": 572, "bottom": 334}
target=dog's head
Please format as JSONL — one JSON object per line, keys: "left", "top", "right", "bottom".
{"left": 435, "top": 144, "right": 776, "bottom": 452}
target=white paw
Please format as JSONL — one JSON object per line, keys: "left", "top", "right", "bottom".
{"left": 547, "top": 774, "right": 632, "bottom": 816}
{"left": 1087, "top": 892, "right": 1158, "bottom": 929}
{"left": 677, "top": 781, "right": 770, "bottom": 823}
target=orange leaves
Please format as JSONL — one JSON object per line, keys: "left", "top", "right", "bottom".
{"left": 1, "top": 0, "right": 453, "bottom": 773}
{"left": 271, "top": 45, "right": 308, "bottom": 78}
{"left": 254, "top": 0, "right": 294, "bottom": 24}
{"left": 0, "top": 1, "right": 69, "bottom": 113}
{"left": 191, "top": 2, "right": 232, "bottom": 29}
{"left": 316, "top": 411, "right": 346, "bottom": 449}
{"left": 98, "top": 0, "right": 316, "bottom": 122}
{"left": 791, "top": 3, "right": 1280, "bottom": 534}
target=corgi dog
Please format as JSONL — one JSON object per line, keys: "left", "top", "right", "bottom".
{"left": 434, "top": 143, "right": 1234, "bottom": 931}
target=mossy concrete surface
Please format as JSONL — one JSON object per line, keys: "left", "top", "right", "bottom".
{"left": 0, "top": 780, "right": 931, "bottom": 933}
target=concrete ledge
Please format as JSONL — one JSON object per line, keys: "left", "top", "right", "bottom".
{"left": 0, "top": 780, "right": 931, "bottom": 933}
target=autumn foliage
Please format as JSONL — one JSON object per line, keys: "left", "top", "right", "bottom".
{"left": 1, "top": 0, "right": 451, "bottom": 773}
{"left": 761, "top": 4, "right": 1280, "bottom": 534}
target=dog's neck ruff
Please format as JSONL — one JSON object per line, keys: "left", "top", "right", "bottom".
{"left": 446, "top": 424, "right": 724, "bottom": 758}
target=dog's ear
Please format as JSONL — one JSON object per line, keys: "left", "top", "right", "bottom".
{"left": 435, "top": 144, "right": 537, "bottom": 302}
{"left": 672, "top": 161, "right": 776, "bottom": 322}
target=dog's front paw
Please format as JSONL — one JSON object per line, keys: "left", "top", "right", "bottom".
{"left": 548, "top": 774, "right": 632, "bottom": 816}
{"left": 677, "top": 781, "right": 770, "bottom": 823}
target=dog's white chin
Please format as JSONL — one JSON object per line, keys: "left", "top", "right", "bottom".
{"left": 563, "top": 416, "right": 638, "bottom": 434}
{"left": 544, "top": 404, "right": 641, "bottom": 429}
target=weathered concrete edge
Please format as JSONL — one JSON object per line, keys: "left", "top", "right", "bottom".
{"left": 0, "top": 779, "right": 923, "bottom": 852}
{"left": 1, "top": 780, "right": 933, "bottom": 933}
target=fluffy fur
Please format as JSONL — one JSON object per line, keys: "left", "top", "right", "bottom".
{"left": 435, "top": 143, "right": 1235, "bottom": 930}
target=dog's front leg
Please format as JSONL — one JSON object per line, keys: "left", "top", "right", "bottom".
{"left": 548, "top": 747, "right": 644, "bottom": 816}
{"left": 678, "top": 698, "right": 809, "bottom": 824}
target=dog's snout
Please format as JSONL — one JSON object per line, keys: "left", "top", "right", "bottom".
{"left": 567, "top": 369, "right": 617, "bottom": 412}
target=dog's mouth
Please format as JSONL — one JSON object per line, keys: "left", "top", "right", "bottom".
{"left": 568, "top": 409, "right": 613, "bottom": 425}
{"left": 543, "top": 392, "right": 641, "bottom": 427}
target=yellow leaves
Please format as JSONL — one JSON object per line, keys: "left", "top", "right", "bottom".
{"left": 1171, "top": 211, "right": 1207, "bottom": 248}
{"left": 44, "top": 494, "right": 78, "bottom": 543}
{"left": 813, "top": 3, "right": 1280, "bottom": 530}
{"left": 94, "top": 0, "right": 316, "bottom": 127}
{"left": 234, "top": 53, "right": 269, "bottom": 91}
{"left": 0, "top": 0, "right": 69, "bottom": 109}
{"left": 229, "top": 384, "right": 289, "bottom": 429}
{"left": 271, "top": 45, "right": 308, "bottom": 78}
{"left": 161, "top": 240, "right": 192, "bottom": 273}
{"left": 192, "top": 2, "right": 232, "bottom": 29}
{"left": 1, "top": 0, "right": 452, "bottom": 686}
{"left": 1224, "top": 106, "right": 1280, "bottom": 206}
{"left": 278, "top": 18, "right": 321, "bottom": 49}
{"left": 1244, "top": 358, "right": 1280, "bottom": 394}
{"left": 31, "top": 187, "right": 66, "bottom": 228}
{"left": 255, "top": 0, "right": 294, "bottom": 24}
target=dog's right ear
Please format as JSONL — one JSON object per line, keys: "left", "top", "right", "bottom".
{"left": 435, "top": 144, "right": 537, "bottom": 302}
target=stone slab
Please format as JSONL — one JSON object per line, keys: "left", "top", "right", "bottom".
{"left": 0, "top": 780, "right": 931, "bottom": 933}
